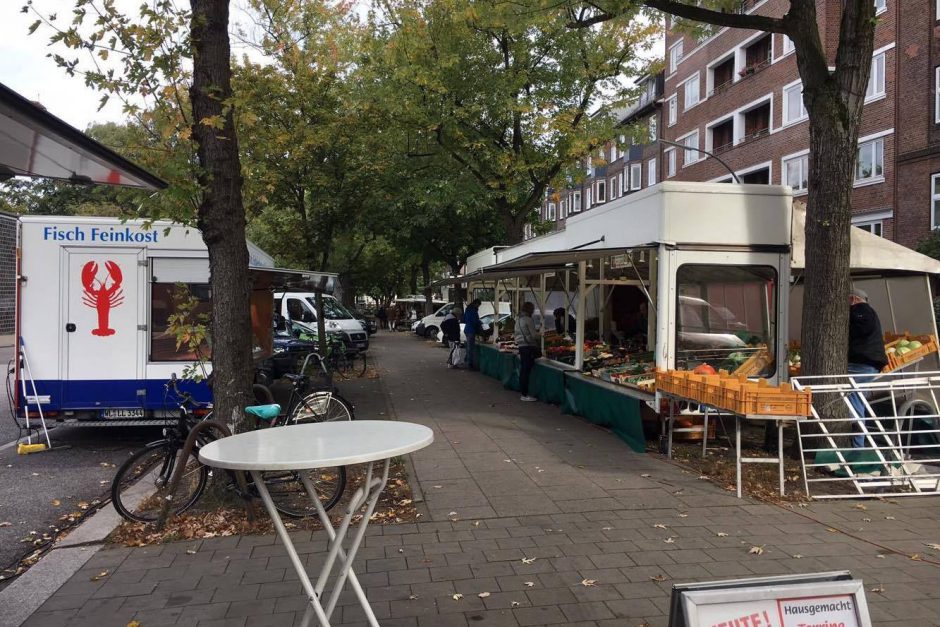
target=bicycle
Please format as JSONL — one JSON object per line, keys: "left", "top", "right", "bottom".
{"left": 110, "top": 376, "right": 347, "bottom": 524}
{"left": 319, "top": 335, "right": 368, "bottom": 380}
{"left": 270, "top": 352, "right": 356, "bottom": 423}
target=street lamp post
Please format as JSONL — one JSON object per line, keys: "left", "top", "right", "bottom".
{"left": 659, "top": 138, "right": 742, "bottom": 184}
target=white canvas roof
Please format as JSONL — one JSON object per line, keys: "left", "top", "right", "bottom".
{"left": 790, "top": 204, "right": 940, "bottom": 274}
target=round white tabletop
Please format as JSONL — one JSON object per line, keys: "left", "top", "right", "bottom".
{"left": 198, "top": 420, "right": 434, "bottom": 471}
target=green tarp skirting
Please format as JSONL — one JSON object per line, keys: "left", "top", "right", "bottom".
{"left": 476, "top": 344, "right": 646, "bottom": 452}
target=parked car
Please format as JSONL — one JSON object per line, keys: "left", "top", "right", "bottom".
{"left": 351, "top": 309, "right": 378, "bottom": 335}
{"left": 274, "top": 292, "right": 369, "bottom": 352}
{"left": 436, "top": 313, "right": 512, "bottom": 343}
{"left": 416, "top": 302, "right": 510, "bottom": 339}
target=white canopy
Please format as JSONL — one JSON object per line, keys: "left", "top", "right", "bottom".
{"left": 790, "top": 204, "right": 940, "bottom": 274}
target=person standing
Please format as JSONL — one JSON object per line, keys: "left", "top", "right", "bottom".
{"left": 387, "top": 304, "right": 399, "bottom": 332}
{"left": 462, "top": 299, "right": 483, "bottom": 370}
{"left": 376, "top": 305, "right": 388, "bottom": 332}
{"left": 553, "top": 307, "right": 576, "bottom": 335}
{"left": 515, "top": 302, "right": 541, "bottom": 402}
{"left": 847, "top": 287, "right": 888, "bottom": 448}
{"left": 441, "top": 306, "right": 462, "bottom": 367}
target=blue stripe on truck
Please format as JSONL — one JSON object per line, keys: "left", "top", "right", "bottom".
{"left": 21, "top": 378, "right": 212, "bottom": 412}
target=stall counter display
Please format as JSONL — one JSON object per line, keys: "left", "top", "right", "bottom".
{"left": 786, "top": 333, "right": 938, "bottom": 376}
{"left": 656, "top": 369, "right": 813, "bottom": 416}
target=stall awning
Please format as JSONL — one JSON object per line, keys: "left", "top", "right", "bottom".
{"left": 791, "top": 205, "right": 940, "bottom": 274}
{"left": 250, "top": 267, "right": 337, "bottom": 293}
{"left": 0, "top": 82, "right": 166, "bottom": 189}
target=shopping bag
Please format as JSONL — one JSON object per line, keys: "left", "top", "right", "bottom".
{"left": 450, "top": 342, "right": 466, "bottom": 367}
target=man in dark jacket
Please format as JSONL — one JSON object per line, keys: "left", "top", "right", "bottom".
{"left": 847, "top": 287, "right": 888, "bottom": 448}
{"left": 462, "top": 300, "right": 483, "bottom": 370}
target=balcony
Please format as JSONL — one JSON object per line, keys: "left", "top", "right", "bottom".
{"left": 741, "top": 102, "right": 770, "bottom": 144}
{"left": 710, "top": 120, "right": 735, "bottom": 154}
{"left": 741, "top": 35, "right": 772, "bottom": 79}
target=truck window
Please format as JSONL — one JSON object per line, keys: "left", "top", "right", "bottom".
{"left": 675, "top": 264, "right": 777, "bottom": 377}
{"left": 287, "top": 298, "right": 315, "bottom": 323}
{"left": 305, "top": 296, "right": 353, "bottom": 320}
{"left": 151, "top": 283, "right": 212, "bottom": 362}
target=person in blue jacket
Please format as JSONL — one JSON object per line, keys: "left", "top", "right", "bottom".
{"left": 462, "top": 299, "right": 483, "bottom": 370}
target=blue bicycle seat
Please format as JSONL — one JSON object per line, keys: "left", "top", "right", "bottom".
{"left": 245, "top": 404, "right": 281, "bottom": 421}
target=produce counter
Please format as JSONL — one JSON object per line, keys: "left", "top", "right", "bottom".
{"left": 476, "top": 344, "right": 647, "bottom": 452}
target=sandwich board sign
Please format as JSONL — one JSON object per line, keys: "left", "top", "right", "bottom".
{"left": 669, "top": 571, "right": 872, "bottom": 627}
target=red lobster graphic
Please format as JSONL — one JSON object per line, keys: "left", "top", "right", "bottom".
{"left": 81, "top": 261, "right": 124, "bottom": 336}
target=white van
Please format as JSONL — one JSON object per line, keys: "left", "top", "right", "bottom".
{"left": 274, "top": 292, "right": 369, "bottom": 352}
{"left": 414, "top": 301, "right": 510, "bottom": 338}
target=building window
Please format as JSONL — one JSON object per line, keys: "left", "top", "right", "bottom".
{"left": 665, "top": 148, "right": 677, "bottom": 177}
{"left": 667, "top": 95, "right": 678, "bottom": 127}
{"left": 740, "top": 100, "right": 771, "bottom": 142}
{"left": 710, "top": 119, "right": 734, "bottom": 153}
{"left": 782, "top": 153, "right": 809, "bottom": 194}
{"left": 782, "top": 81, "right": 807, "bottom": 126}
{"left": 586, "top": 187, "right": 592, "bottom": 208}
{"left": 596, "top": 180, "right": 606, "bottom": 203}
{"left": 935, "top": 67, "right": 940, "bottom": 123}
{"left": 548, "top": 202, "right": 556, "bottom": 220}
{"left": 610, "top": 144, "right": 618, "bottom": 162}
{"left": 648, "top": 158, "right": 657, "bottom": 186}
{"left": 620, "top": 171, "right": 627, "bottom": 194}
{"left": 866, "top": 52, "right": 886, "bottom": 100}
{"left": 933, "top": 174, "right": 940, "bottom": 228}
{"left": 855, "top": 137, "right": 884, "bottom": 184}
{"left": 855, "top": 221, "right": 883, "bottom": 237}
{"left": 679, "top": 131, "right": 699, "bottom": 166}
{"left": 630, "top": 163, "right": 642, "bottom": 190}
{"left": 709, "top": 57, "right": 735, "bottom": 95}
{"left": 742, "top": 34, "right": 771, "bottom": 75}
{"left": 609, "top": 177, "right": 618, "bottom": 200}
{"left": 648, "top": 116, "right": 658, "bottom": 142}
{"left": 683, "top": 73, "right": 701, "bottom": 110}
{"left": 874, "top": 0, "right": 886, "bottom": 14}
{"left": 781, "top": 36, "right": 795, "bottom": 56}
{"left": 669, "top": 40, "right": 684, "bottom": 73}
{"left": 572, "top": 191, "right": 581, "bottom": 212}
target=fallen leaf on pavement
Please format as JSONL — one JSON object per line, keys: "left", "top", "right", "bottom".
{"left": 511, "top": 601, "right": 520, "bottom": 607}
{"left": 654, "top": 524, "right": 667, "bottom": 529}
{"left": 871, "top": 585, "right": 885, "bottom": 593}
{"left": 641, "top": 474, "right": 651, "bottom": 478}
{"left": 50, "top": 500, "right": 61, "bottom": 507}
{"left": 925, "top": 543, "right": 940, "bottom": 551}
{"left": 863, "top": 518, "right": 872, "bottom": 522}
{"left": 126, "top": 621, "right": 141, "bottom": 627}
{"left": 748, "top": 546, "right": 765, "bottom": 556}
{"left": 580, "top": 579, "right": 597, "bottom": 587}
{"left": 664, "top": 537, "right": 675, "bottom": 544}
{"left": 186, "top": 549, "right": 197, "bottom": 555}
{"left": 409, "top": 594, "right": 419, "bottom": 600}
{"left": 452, "top": 593, "right": 463, "bottom": 600}
{"left": 792, "top": 554, "right": 803, "bottom": 559}
{"left": 885, "top": 516, "right": 896, "bottom": 520}
{"left": 478, "top": 592, "right": 490, "bottom": 598}
{"left": 448, "top": 512, "right": 458, "bottom": 517}
{"left": 521, "top": 557, "right": 536, "bottom": 564}
{"left": 90, "top": 570, "right": 109, "bottom": 581}
{"left": 0, "top": 522, "right": 11, "bottom": 528}
{"left": 432, "top": 485, "right": 442, "bottom": 489}
{"left": 650, "top": 574, "right": 667, "bottom": 582}
{"left": 524, "top": 581, "right": 535, "bottom": 587}
{"left": 77, "top": 501, "right": 90, "bottom": 511}
{"left": 678, "top": 513, "right": 688, "bottom": 518}
{"left": 854, "top": 503, "right": 867, "bottom": 510}
{"left": 716, "top": 532, "right": 729, "bottom": 537}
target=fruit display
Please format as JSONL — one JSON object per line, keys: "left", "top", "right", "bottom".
{"left": 883, "top": 333, "right": 938, "bottom": 372}
{"left": 498, "top": 340, "right": 517, "bottom": 352}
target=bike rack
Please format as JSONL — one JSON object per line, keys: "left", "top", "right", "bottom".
{"left": 156, "top": 420, "right": 254, "bottom": 530}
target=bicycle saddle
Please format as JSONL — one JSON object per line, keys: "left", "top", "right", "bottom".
{"left": 245, "top": 404, "right": 282, "bottom": 421}
{"left": 283, "top": 373, "right": 305, "bottom": 382}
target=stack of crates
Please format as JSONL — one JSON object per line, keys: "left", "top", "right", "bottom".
{"left": 655, "top": 369, "right": 812, "bottom": 417}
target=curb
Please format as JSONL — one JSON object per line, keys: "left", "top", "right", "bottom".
{"left": 0, "top": 471, "right": 154, "bottom": 626}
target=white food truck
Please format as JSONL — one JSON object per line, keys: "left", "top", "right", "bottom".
{"left": 12, "top": 215, "right": 331, "bottom": 424}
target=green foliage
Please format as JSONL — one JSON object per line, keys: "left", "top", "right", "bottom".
{"left": 917, "top": 230, "right": 940, "bottom": 261}
{"left": 165, "top": 283, "right": 210, "bottom": 381}
{"left": 368, "top": 0, "right": 659, "bottom": 242}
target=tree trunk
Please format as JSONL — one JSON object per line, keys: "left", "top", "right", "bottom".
{"left": 801, "top": 91, "right": 855, "bottom": 379}
{"left": 421, "top": 258, "right": 432, "bottom": 316}
{"left": 190, "top": 0, "right": 254, "bottom": 432}
{"left": 409, "top": 265, "right": 419, "bottom": 296}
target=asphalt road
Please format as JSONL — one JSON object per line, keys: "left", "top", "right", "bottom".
{"left": 0, "top": 342, "right": 159, "bottom": 587}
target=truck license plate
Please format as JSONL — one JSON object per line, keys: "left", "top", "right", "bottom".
{"left": 103, "top": 408, "right": 145, "bottom": 419}
{"left": 356, "top": 342, "right": 367, "bottom": 349}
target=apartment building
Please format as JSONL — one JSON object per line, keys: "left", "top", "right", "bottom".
{"left": 662, "top": 0, "right": 898, "bottom": 240}
{"left": 529, "top": 73, "right": 663, "bottom": 237}
{"left": 533, "top": 0, "right": 927, "bottom": 246}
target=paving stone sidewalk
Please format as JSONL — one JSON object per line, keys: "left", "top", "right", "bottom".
{"left": 19, "top": 333, "right": 940, "bottom": 627}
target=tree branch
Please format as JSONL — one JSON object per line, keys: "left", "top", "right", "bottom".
{"left": 569, "top": 0, "right": 787, "bottom": 34}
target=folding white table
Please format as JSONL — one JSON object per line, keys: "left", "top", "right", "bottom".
{"left": 198, "top": 420, "right": 434, "bottom": 627}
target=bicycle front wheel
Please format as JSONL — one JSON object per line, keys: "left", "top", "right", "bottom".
{"left": 261, "top": 466, "right": 347, "bottom": 518}
{"left": 111, "top": 441, "right": 209, "bottom": 523}
{"left": 289, "top": 391, "right": 355, "bottom": 423}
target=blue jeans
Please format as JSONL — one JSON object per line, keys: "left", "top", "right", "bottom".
{"left": 465, "top": 334, "right": 477, "bottom": 369}
{"left": 847, "top": 363, "right": 880, "bottom": 448}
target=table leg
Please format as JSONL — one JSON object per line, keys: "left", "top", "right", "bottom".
{"left": 736, "top": 416, "right": 742, "bottom": 499}
{"left": 702, "top": 407, "right": 709, "bottom": 458}
{"left": 249, "top": 470, "right": 332, "bottom": 627}
{"left": 299, "top": 461, "right": 390, "bottom": 625}
{"left": 778, "top": 421, "right": 785, "bottom": 497}
{"left": 667, "top": 399, "right": 675, "bottom": 460}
